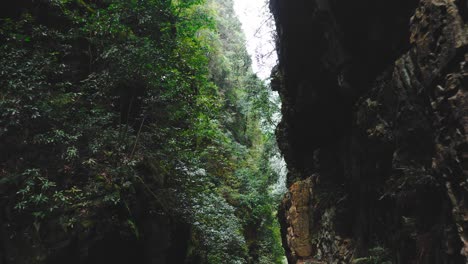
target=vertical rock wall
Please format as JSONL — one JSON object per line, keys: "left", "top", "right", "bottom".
{"left": 270, "top": 0, "right": 467, "bottom": 263}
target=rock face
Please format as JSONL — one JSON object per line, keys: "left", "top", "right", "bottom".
{"left": 285, "top": 178, "right": 313, "bottom": 257}
{"left": 270, "top": 0, "right": 467, "bottom": 263}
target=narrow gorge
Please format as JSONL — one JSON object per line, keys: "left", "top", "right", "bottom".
{"left": 0, "top": 0, "right": 467, "bottom": 263}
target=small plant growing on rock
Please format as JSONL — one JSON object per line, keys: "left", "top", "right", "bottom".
{"left": 352, "top": 246, "right": 392, "bottom": 264}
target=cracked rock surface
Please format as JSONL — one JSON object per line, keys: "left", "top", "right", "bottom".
{"left": 270, "top": 0, "right": 467, "bottom": 263}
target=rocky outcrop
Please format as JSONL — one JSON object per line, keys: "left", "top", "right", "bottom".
{"left": 284, "top": 178, "right": 313, "bottom": 258}
{"left": 271, "top": 0, "right": 467, "bottom": 263}
{"left": 280, "top": 176, "right": 355, "bottom": 263}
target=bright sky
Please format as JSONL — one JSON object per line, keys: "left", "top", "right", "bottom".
{"left": 233, "top": 0, "right": 277, "bottom": 80}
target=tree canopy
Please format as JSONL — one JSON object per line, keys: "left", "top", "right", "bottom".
{"left": 0, "top": 0, "right": 284, "bottom": 263}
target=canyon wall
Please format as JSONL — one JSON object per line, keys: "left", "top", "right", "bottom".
{"left": 270, "top": 0, "right": 468, "bottom": 263}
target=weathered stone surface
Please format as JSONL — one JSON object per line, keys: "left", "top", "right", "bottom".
{"left": 271, "top": 0, "right": 467, "bottom": 263}
{"left": 285, "top": 178, "right": 313, "bottom": 258}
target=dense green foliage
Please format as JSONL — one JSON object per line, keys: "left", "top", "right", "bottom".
{"left": 0, "top": 0, "right": 284, "bottom": 263}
